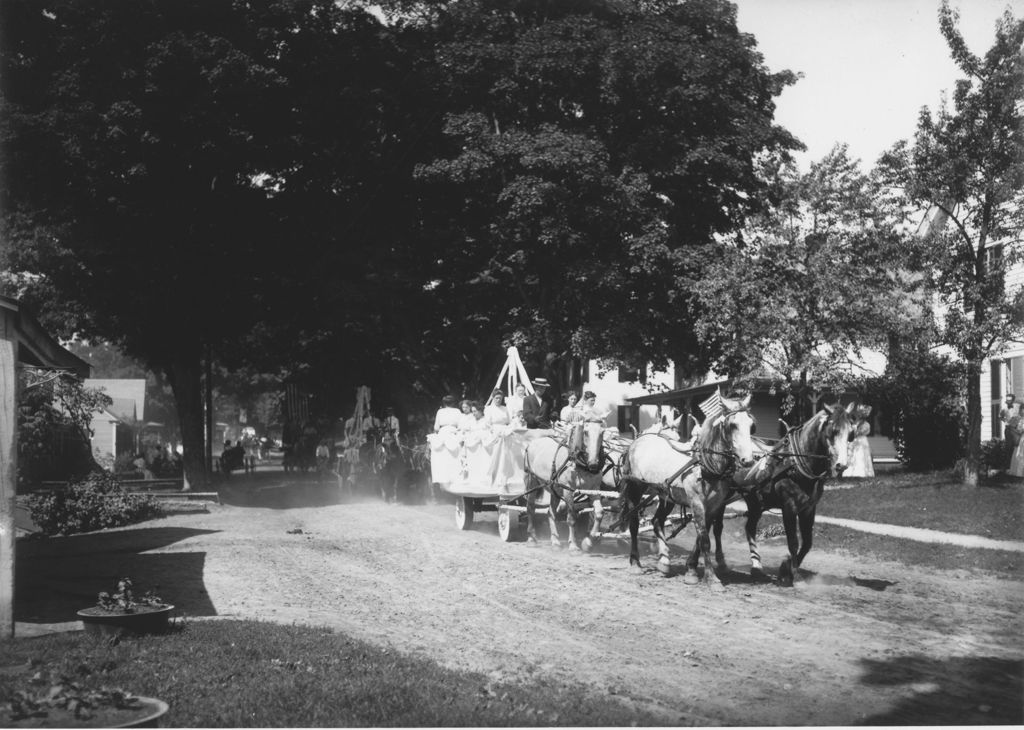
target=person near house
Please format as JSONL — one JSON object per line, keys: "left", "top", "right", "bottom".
{"left": 845, "top": 405, "right": 875, "bottom": 478}
{"left": 1000, "top": 394, "right": 1020, "bottom": 469}
{"left": 506, "top": 382, "right": 527, "bottom": 428}
{"left": 1009, "top": 416, "right": 1024, "bottom": 477}
{"left": 522, "top": 378, "right": 552, "bottom": 429}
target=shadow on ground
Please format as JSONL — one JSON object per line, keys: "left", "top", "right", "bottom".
{"left": 859, "top": 653, "right": 1023, "bottom": 725}
{"left": 16, "top": 526, "right": 219, "bottom": 624}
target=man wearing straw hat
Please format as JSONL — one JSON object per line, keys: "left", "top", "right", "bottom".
{"left": 522, "top": 378, "right": 553, "bottom": 429}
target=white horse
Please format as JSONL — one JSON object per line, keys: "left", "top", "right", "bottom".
{"left": 523, "top": 421, "right": 607, "bottom": 551}
{"left": 618, "top": 394, "right": 756, "bottom": 586}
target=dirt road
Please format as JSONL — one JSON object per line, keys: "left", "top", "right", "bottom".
{"left": 16, "top": 479, "right": 1024, "bottom": 726}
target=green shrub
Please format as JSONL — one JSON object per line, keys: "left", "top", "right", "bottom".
{"left": 27, "top": 471, "right": 163, "bottom": 536}
{"left": 980, "top": 439, "right": 1013, "bottom": 471}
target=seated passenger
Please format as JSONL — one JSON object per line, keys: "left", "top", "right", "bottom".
{"left": 484, "top": 389, "right": 511, "bottom": 429}
{"left": 433, "top": 395, "right": 462, "bottom": 434}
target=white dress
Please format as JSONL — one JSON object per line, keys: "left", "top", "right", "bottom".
{"left": 484, "top": 404, "right": 510, "bottom": 429}
{"left": 845, "top": 421, "right": 874, "bottom": 478}
{"left": 506, "top": 395, "right": 525, "bottom": 426}
{"left": 1009, "top": 431, "right": 1024, "bottom": 476}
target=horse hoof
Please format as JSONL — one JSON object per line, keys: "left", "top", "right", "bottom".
{"left": 629, "top": 562, "right": 643, "bottom": 575}
{"left": 657, "top": 560, "right": 672, "bottom": 577}
{"left": 569, "top": 544, "right": 582, "bottom": 554}
{"left": 525, "top": 537, "right": 539, "bottom": 548}
{"left": 581, "top": 537, "right": 593, "bottom": 553}
{"left": 710, "top": 581, "right": 726, "bottom": 593}
{"left": 682, "top": 572, "right": 700, "bottom": 586}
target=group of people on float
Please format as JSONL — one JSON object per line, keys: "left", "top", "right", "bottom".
{"left": 433, "top": 378, "right": 609, "bottom": 438}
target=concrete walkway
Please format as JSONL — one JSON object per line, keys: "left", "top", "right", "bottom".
{"left": 815, "top": 515, "right": 1024, "bottom": 553}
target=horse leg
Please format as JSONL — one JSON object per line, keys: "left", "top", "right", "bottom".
{"left": 547, "top": 486, "right": 564, "bottom": 549}
{"left": 696, "top": 505, "right": 725, "bottom": 589}
{"left": 565, "top": 491, "right": 583, "bottom": 553}
{"left": 742, "top": 497, "right": 767, "bottom": 578}
{"left": 619, "top": 478, "right": 643, "bottom": 572}
{"left": 651, "top": 496, "right": 675, "bottom": 577}
{"left": 777, "top": 485, "right": 801, "bottom": 587}
{"left": 581, "top": 497, "right": 603, "bottom": 552}
{"left": 794, "top": 506, "right": 817, "bottom": 570}
{"left": 524, "top": 476, "right": 539, "bottom": 546}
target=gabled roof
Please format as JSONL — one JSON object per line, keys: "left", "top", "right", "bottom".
{"left": 84, "top": 378, "right": 146, "bottom": 421}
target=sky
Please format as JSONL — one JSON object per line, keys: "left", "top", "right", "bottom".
{"left": 732, "top": 0, "right": 1024, "bottom": 170}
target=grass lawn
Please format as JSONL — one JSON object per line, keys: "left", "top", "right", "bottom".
{"left": 752, "top": 469, "right": 1024, "bottom": 578}
{"left": 0, "top": 620, "right": 658, "bottom": 728}
{"left": 822, "top": 470, "right": 1024, "bottom": 540}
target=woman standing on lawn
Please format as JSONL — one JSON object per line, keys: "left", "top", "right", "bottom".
{"left": 1008, "top": 412, "right": 1024, "bottom": 477}
{"left": 845, "top": 405, "right": 875, "bottom": 478}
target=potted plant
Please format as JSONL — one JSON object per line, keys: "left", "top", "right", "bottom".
{"left": 76, "top": 578, "right": 174, "bottom": 638}
{"left": 3, "top": 669, "right": 168, "bottom": 728}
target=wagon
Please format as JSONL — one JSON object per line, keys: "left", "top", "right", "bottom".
{"left": 428, "top": 426, "right": 557, "bottom": 541}
{"left": 429, "top": 424, "right": 696, "bottom": 545}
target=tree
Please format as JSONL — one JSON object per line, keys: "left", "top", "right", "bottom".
{"left": 691, "top": 145, "right": 918, "bottom": 421}
{"left": 877, "top": 3, "right": 1024, "bottom": 485}
{"left": 400, "top": 0, "right": 801, "bottom": 397}
{"left": 18, "top": 371, "right": 112, "bottom": 485}
{"left": 0, "top": 0, "right": 413, "bottom": 486}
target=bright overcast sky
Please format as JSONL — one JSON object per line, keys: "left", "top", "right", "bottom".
{"left": 732, "top": 0, "right": 1024, "bottom": 170}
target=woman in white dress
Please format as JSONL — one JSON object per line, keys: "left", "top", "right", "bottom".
{"left": 1008, "top": 414, "right": 1024, "bottom": 476}
{"left": 559, "top": 392, "right": 583, "bottom": 424}
{"left": 430, "top": 395, "right": 464, "bottom": 489}
{"left": 484, "top": 389, "right": 511, "bottom": 430}
{"left": 845, "top": 405, "right": 874, "bottom": 478}
{"left": 433, "top": 395, "right": 462, "bottom": 434}
{"left": 505, "top": 382, "right": 527, "bottom": 428}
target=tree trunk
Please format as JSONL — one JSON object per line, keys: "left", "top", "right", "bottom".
{"left": 963, "top": 360, "right": 982, "bottom": 487}
{"left": 165, "top": 349, "right": 207, "bottom": 490}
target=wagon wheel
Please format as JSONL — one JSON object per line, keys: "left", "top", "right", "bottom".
{"left": 497, "top": 506, "right": 519, "bottom": 542}
{"left": 455, "top": 496, "right": 474, "bottom": 530}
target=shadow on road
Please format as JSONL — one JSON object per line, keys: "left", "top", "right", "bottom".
{"left": 859, "top": 653, "right": 1023, "bottom": 725}
{"left": 15, "top": 526, "right": 220, "bottom": 624}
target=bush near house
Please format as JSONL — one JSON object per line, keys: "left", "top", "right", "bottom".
{"left": 27, "top": 471, "right": 163, "bottom": 537}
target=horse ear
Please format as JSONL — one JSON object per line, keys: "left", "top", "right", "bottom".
{"left": 822, "top": 402, "right": 834, "bottom": 415}
{"left": 740, "top": 393, "right": 752, "bottom": 409}
{"left": 845, "top": 402, "right": 856, "bottom": 415}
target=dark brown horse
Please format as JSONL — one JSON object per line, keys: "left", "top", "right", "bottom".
{"left": 724, "top": 403, "right": 859, "bottom": 586}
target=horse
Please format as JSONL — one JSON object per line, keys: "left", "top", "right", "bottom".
{"left": 523, "top": 421, "right": 607, "bottom": 550}
{"left": 617, "top": 394, "right": 756, "bottom": 586}
{"left": 578, "top": 430, "right": 629, "bottom": 552}
{"left": 724, "top": 402, "right": 859, "bottom": 586}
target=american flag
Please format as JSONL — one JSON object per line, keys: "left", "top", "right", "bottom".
{"left": 698, "top": 390, "right": 723, "bottom": 424}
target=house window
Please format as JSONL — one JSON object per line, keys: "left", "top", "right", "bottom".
{"left": 617, "top": 365, "right": 647, "bottom": 384}
{"left": 985, "top": 243, "right": 1003, "bottom": 271}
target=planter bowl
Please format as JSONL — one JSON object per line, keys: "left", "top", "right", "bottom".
{"left": 77, "top": 605, "right": 174, "bottom": 638}
{"left": 5, "top": 697, "right": 168, "bottom": 729}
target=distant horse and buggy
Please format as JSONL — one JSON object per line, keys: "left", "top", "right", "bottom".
{"left": 430, "top": 391, "right": 865, "bottom": 588}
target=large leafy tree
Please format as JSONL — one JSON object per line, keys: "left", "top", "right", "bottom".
{"left": 878, "top": 2, "right": 1024, "bottom": 485}
{"left": 0, "top": 0, "right": 415, "bottom": 485}
{"left": 690, "top": 145, "right": 919, "bottom": 421}
{"left": 395, "top": 0, "right": 801, "bottom": 394}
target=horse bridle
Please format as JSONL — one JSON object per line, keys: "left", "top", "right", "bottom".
{"left": 772, "top": 415, "right": 834, "bottom": 481}
{"left": 695, "top": 406, "right": 752, "bottom": 479}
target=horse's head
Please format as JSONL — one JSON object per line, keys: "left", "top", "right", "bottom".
{"left": 718, "top": 393, "right": 756, "bottom": 468}
{"left": 820, "top": 402, "right": 857, "bottom": 474}
{"left": 580, "top": 421, "right": 605, "bottom": 472}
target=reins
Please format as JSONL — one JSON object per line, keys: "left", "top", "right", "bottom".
{"left": 768, "top": 416, "right": 833, "bottom": 481}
